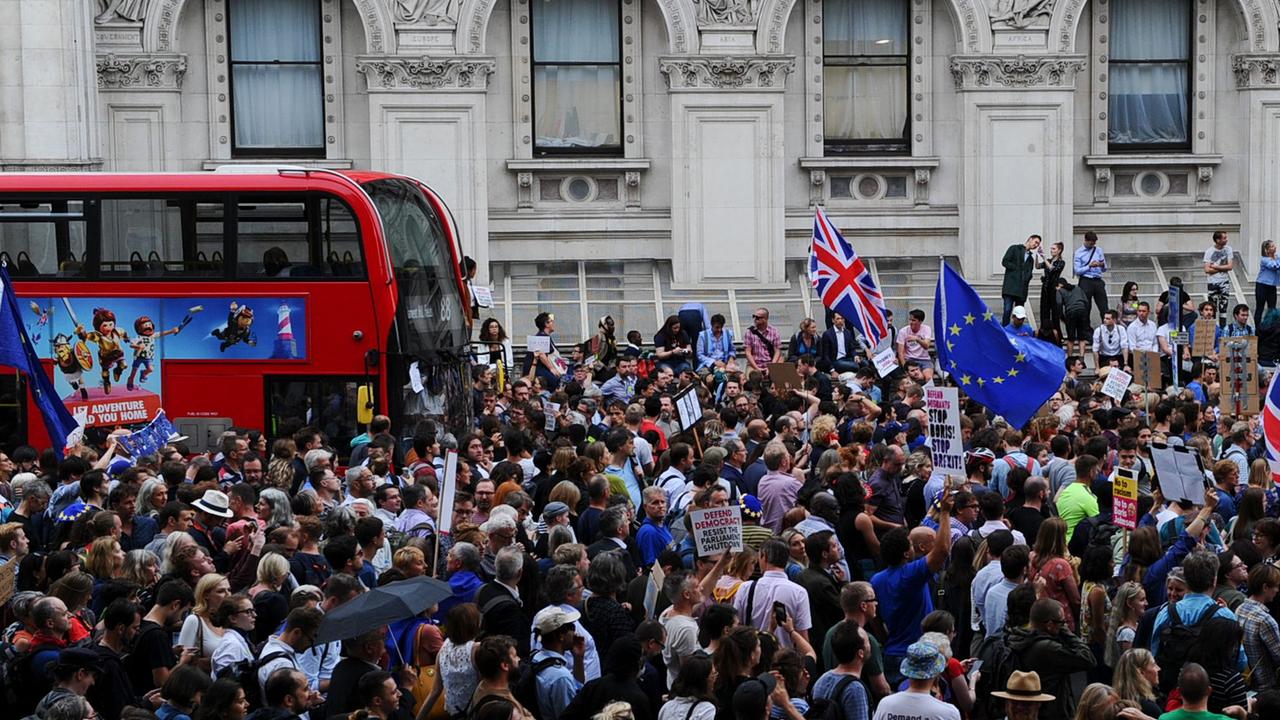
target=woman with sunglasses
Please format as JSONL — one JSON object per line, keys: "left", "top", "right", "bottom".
{"left": 210, "top": 593, "right": 257, "bottom": 679}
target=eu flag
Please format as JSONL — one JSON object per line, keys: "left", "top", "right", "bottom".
{"left": 934, "top": 261, "right": 1066, "bottom": 428}
{"left": 0, "top": 264, "right": 79, "bottom": 456}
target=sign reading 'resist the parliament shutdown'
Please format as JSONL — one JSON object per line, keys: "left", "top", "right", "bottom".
{"left": 689, "top": 505, "right": 743, "bottom": 556}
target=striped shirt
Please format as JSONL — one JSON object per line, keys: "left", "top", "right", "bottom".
{"left": 1238, "top": 598, "right": 1280, "bottom": 688}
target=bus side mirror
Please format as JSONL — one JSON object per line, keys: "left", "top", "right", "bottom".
{"left": 357, "top": 384, "right": 374, "bottom": 425}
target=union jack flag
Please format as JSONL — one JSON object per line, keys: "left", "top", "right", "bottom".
{"left": 808, "top": 207, "right": 890, "bottom": 346}
{"left": 1262, "top": 370, "right": 1280, "bottom": 481}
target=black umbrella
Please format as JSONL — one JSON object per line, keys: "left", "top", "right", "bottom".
{"left": 316, "top": 576, "right": 452, "bottom": 644}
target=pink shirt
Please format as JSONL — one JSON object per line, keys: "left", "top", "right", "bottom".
{"left": 758, "top": 470, "right": 800, "bottom": 532}
{"left": 897, "top": 323, "right": 933, "bottom": 362}
{"left": 731, "top": 570, "right": 813, "bottom": 649}
{"left": 744, "top": 324, "right": 781, "bottom": 369}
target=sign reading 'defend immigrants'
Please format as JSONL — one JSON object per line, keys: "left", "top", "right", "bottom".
{"left": 689, "top": 505, "right": 743, "bottom": 556}
{"left": 926, "top": 386, "right": 964, "bottom": 485}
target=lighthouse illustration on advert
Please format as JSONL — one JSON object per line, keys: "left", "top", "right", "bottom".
{"left": 271, "top": 302, "right": 299, "bottom": 359}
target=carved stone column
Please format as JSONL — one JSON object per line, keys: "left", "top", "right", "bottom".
{"left": 1235, "top": 54, "right": 1280, "bottom": 279}
{"left": 950, "top": 53, "right": 1085, "bottom": 281}
{"left": 659, "top": 55, "right": 795, "bottom": 288}
{"left": 359, "top": 55, "right": 497, "bottom": 282}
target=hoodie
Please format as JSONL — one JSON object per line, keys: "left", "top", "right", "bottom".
{"left": 1006, "top": 625, "right": 1096, "bottom": 720}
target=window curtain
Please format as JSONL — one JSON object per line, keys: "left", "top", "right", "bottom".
{"left": 230, "top": 0, "right": 324, "bottom": 150}
{"left": 1108, "top": 0, "right": 1190, "bottom": 145}
{"left": 532, "top": 0, "right": 621, "bottom": 148}
{"left": 823, "top": 0, "right": 908, "bottom": 141}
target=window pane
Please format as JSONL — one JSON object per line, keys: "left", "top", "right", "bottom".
{"left": 1108, "top": 63, "right": 1189, "bottom": 145}
{"left": 229, "top": 0, "right": 321, "bottom": 62}
{"left": 533, "top": 0, "right": 619, "bottom": 63}
{"left": 232, "top": 65, "right": 324, "bottom": 149}
{"left": 195, "top": 202, "right": 227, "bottom": 277}
{"left": 1110, "top": 0, "right": 1190, "bottom": 61}
{"left": 99, "top": 198, "right": 183, "bottom": 277}
{"left": 824, "top": 65, "right": 908, "bottom": 140}
{"left": 824, "top": 0, "right": 908, "bottom": 56}
{"left": 534, "top": 66, "right": 621, "bottom": 149}
{"left": 237, "top": 200, "right": 310, "bottom": 278}
{"left": 0, "top": 200, "right": 87, "bottom": 278}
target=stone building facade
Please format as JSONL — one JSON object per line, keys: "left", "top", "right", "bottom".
{"left": 3, "top": 0, "right": 1280, "bottom": 342}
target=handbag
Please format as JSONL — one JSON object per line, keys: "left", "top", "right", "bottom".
{"left": 411, "top": 623, "right": 449, "bottom": 720}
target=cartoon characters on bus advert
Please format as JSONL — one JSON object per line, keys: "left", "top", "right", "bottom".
{"left": 21, "top": 295, "right": 308, "bottom": 428}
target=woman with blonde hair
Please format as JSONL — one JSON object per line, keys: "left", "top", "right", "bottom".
{"left": 1032, "top": 517, "right": 1080, "bottom": 632}
{"left": 1112, "top": 648, "right": 1163, "bottom": 717}
{"left": 122, "top": 549, "right": 161, "bottom": 593}
{"left": 1105, "top": 582, "right": 1147, "bottom": 668}
{"left": 160, "top": 528, "right": 196, "bottom": 575}
{"left": 179, "top": 572, "right": 231, "bottom": 672}
{"left": 713, "top": 547, "right": 758, "bottom": 603}
{"left": 267, "top": 439, "right": 297, "bottom": 490}
{"left": 49, "top": 571, "right": 95, "bottom": 642}
{"left": 1072, "top": 683, "right": 1119, "bottom": 720}
{"left": 249, "top": 552, "right": 290, "bottom": 599}
{"left": 548, "top": 481, "right": 582, "bottom": 516}
{"left": 779, "top": 529, "right": 807, "bottom": 580}
{"left": 85, "top": 536, "right": 125, "bottom": 580}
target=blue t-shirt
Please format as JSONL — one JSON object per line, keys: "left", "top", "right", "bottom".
{"left": 871, "top": 557, "right": 933, "bottom": 655}
{"left": 636, "top": 518, "right": 672, "bottom": 566}
{"left": 811, "top": 671, "right": 869, "bottom": 720}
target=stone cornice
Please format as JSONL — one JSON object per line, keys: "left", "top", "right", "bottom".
{"left": 1232, "top": 54, "right": 1280, "bottom": 89}
{"left": 95, "top": 53, "right": 188, "bottom": 91}
{"left": 355, "top": 55, "right": 496, "bottom": 91}
{"left": 949, "top": 54, "right": 1086, "bottom": 90}
{"left": 658, "top": 55, "right": 795, "bottom": 91}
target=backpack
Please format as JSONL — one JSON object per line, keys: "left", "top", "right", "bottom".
{"left": 1068, "top": 515, "right": 1121, "bottom": 558}
{"left": 805, "top": 674, "right": 860, "bottom": 720}
{"left": 216, "top": 649, "right": 286, "bottom": 712}
{"left": 4, "top": 642, "right": 62, "bottom": 716}
{"left": 973, "top": 631, "right": 1022, "bottom": 720}
{"left": 1155, "top": 602, "right": 1215, "bottom": 692}
{"left": 387, "top": 522, "right": 434, "bottom": 552}
{"left": 511, "top": 655, "right": 565, "bottom": 720}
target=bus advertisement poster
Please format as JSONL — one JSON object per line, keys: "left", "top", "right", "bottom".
{"left": 22, "top": 295, "right": 308, "bottom": 428}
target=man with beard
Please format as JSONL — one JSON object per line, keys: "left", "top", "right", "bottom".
{"left": 89, "top": 600, "right": 145, "bottom": 720}
{"left": 126, "top": 579, "right": 197, "bottom": 694}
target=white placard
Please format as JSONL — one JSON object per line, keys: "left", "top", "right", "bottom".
{"left": 526, "top": 335, "right": 551, "bottom": 354}
{"left": 1151, "top": 443, "right": 1206, "bottom": 505}
{"left": 544, "top": 401, "right": 560, "bottom": 433}
{"left": 409, "top": 361, "right": 424, "bottom": 394}
{"left": 1101, "top": 368, "right": 1132, "bottom": 402}
{"left": 675, "top": 386, "right": 702, "bottom": 431}
{"left": 873, "top": 346, "right": 899, "bottom": 378}
{"left": 925, "top": 386, "right": 964, "bottom": 486}
{"left": 436, "top": 450, "right": 459, "bottom": 534}
{"left": 473, "top": 286, "right": 494, "bottom": 308}
{"left": 689, "top": 505, "right": 743, "bottom": 555}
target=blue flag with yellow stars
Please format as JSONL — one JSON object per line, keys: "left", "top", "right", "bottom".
{"left": 934, "top": 260, "right": 1066, "bottom": 428}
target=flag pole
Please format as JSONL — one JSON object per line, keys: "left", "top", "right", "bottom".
{"left": 937, "top": 257, "right": 948, "bottom": 386}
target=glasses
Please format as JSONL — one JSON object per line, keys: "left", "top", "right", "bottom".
{"left": 752, "top": 315, "right": 766, "bottom": 320}
{"left": 234, "top": 607, "right": 258, "bottom": 616}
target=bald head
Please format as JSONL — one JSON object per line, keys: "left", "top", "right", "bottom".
{"left": 746, "top": 419, "right": 769, "bottom": 441}
{"left": 908, "top": 526, "right": 936, "bottom": 559}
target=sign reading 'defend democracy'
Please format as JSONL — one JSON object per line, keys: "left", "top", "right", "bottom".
{"left": 689, "top": 506, "right": 743, "bottom": 555}
{"left": 926, "top": 386, "right": 964, "bottom": 485}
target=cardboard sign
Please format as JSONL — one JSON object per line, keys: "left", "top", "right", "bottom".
{"left": 674, "top": 385, "right": 702, "bottom": 431}
{"left": 472, "top": 286, "right": 494, "bottom": 308}
{"left": 1132, "top": 351, "right": 1162, "bottom": 390}
{"left": 769, "top": 362, "right": 804, "bottom": 393}
{"left": 526, "top": 335, "right": 551, "bottom": 354}
{"left": 436, "top": 450, "right": 459, "bottom": 534}
{"left": 544, "top": 401, "right": 560, "bottom": 433}
{"left": 689, "top": 505, "right": 743, "bottom": 555}
{"left": 1113, "top": 467, "right": 1139, "bottom": 530}
{"left": 873, "top": 346, "right": 899, "bottom": 378}
{"left": 1220, "top": 336, "right": 1260, "bottom": 417}
{"left": 925, "top": 386, "right": 964, "bottom": 485}
{"left": 1192, "top": 318, "right": 1217, "bottom": 357}
{"left": 1101, "top": 368, "right": 1132, "bottom": 403}
{"left": 1151, "top": 443, "right": 1206, "bottom": 505}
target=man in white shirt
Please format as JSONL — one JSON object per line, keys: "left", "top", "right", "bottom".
{"left": 258, "top": 607, "right": 324, "bottom": 715}
{"left": 1127, "top": 301, "right": 1159, "bottom": 353}
{"left": 1092, "top": 310, "right": 1129, "bottom": 369}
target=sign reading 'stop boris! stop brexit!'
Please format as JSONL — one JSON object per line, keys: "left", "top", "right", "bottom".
{"left": 689, "top": 505, "right": 743, "bottom": 556}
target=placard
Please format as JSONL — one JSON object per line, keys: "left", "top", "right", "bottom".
{"left": 873, "top": 346, "right": 899, "bottom": 378}
{"left": 544, "top": 401, "right": 560, "bottom": 433}
{"left": 1220, "top": 336, "right": 1260, "bottom": 417}
{"left": 1132, "top": 351, "right": 1162, "bottom": 390}
{"left": 689, "top": 505, "right": 743, "bottom": 555}
{"left": 526, "top": 335, "right": 551, "bottom": 354}
{"left": 1101, "top": 368, "right": 1132, "bottom": 403}
{"left": 436, "top": 450, "right": 459, "bottom": 534}
{"left": 1192, "top": 318, "right": 1217, "bottom": 357}
{"left": 925, "top": 386, "right": 964, "bottom": 485}
{"left": 1113, "top": 467, "right": 1138, "bottom": 530}
{"left": 643, "top": 561, "right": 665, "bottom": 620}
{"left": 673, "top": 385, "right": 702, "bottom": 431}
{"left": 768, "top": 362, "right": 804, "bottom": 393}
{"left": 1151, "top": 442, "right": 1207, "bottom": 505}
{"left": 472, "top": 286, "right": 494, "bottom": 308}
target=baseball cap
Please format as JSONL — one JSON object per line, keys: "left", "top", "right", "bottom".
{"left": 533, "top": 606, "right": 581, "bottom": 635}
{"left": 1012, "top": 306, "right": 1027, "bottom": 320}
{"left": 731, "top": 673, "right": 777, "bottom": 717}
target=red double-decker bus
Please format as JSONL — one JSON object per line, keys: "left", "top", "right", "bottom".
{"left": 0, "top": 167, "right": 472, "bottom": 456}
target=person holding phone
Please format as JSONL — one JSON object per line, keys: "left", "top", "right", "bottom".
{"left": 732, "top": 539, "right": 813, "bottom": 650}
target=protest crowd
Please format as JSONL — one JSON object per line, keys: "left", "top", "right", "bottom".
{"left": 7, "top": 228, "right": 1280, "bottom": 720}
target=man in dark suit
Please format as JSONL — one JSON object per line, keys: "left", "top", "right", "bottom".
{"left": 476, "top": 545, "right": 531, "bottom": 656}
{"left": 586, "top": 505, "right": 640, "bottom": 578}
{"left": 1001, "top": 234, "right": 1042, "bottom": 326}
{"left": 321, "top": 627, "right": 386, "bottom": 720}
{"left": 818, "top": 312, "right": 864, "bottom": 374}
{"left": 795, "top": 530, "right": 844, "bottom": 649}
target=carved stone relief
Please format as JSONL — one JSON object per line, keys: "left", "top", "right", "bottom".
{"left": 96, "top": 53, "right": 188, "bottom": 90}
{"left": 694, "top": 0, "right": 756, "bottom": 25}
{"left": 988, "top": 0, "right": 1054, "bottom": 30}
{"left": 1234, "top": 53, "right": 1280, "bottom": 87}
{"left": 949, "top": 54, "right": 1086, "bottom": 89}
{"left": 659, "top": 55, "right": 795, "bottom": 89}
{"left": 96, "top": 0, "right": 149, "bottom": 24}
{"left": 356, "top": 55, "right": 496, "bottom": 90}
{"left": 395, "top": 0, "right": 461, "bottom": 25}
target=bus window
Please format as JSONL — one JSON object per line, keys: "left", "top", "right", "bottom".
{"left": 0, "top": 199, "right": 88, "bottom": 278}
{"left": 265, "top": 377, "right": 364, "bottom": 461}
{"left": 234, "top": 195, "right": 363, "bottom": 279}
{"left": 99, "top": 198, "right": 184, "bottom": 277}
{"left": 194, "top": 201, "right": 228, "bottom": 277}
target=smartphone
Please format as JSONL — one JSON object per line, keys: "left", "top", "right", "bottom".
{"left": 772, "top": 602, "right": 788, "bottom": 626}
{"left": 966, "top": 659, "right": 983, "bottom": 682}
